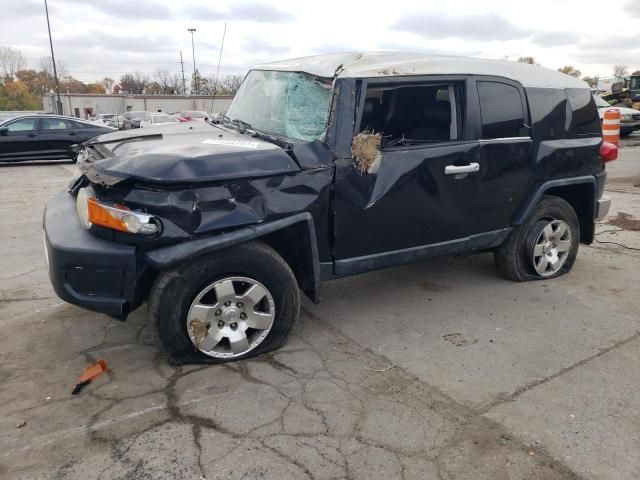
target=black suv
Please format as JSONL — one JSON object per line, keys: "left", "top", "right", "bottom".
{"left": 44, "top": 53, "right": 616, "bottom": 364}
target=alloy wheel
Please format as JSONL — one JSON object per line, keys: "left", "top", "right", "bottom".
{"left": 186, "top": 276, "right": 275, "bottom": 358}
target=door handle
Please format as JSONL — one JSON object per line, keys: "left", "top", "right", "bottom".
{"left": 444, "top": 163, "right": 479, "bottom": 175}
{"left": 27, "top": 133, "right": 38, "bottom": 137}
{"left": 69, "top": 131, "right": 78, "bottom": 135}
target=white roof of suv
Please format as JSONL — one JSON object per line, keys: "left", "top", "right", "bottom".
{"left": 256, "top": 52, "right": 587, "bottom": 89}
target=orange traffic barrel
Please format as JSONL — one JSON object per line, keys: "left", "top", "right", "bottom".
{"left": 602, "top": 108, "right": 621, "bottom": 146}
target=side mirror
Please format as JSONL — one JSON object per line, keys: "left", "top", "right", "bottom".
{"left": 0, "top": 127, "right": 8, "bottom": 135}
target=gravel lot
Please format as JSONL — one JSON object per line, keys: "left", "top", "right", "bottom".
{"left": 1, "top": 136, "right": 639, "bottom": 479}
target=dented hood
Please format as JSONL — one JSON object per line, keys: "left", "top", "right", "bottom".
{"left": 84, "top": 122, "right": 300, "bottom": 185}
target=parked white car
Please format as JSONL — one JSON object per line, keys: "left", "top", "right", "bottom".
{"left": 139, "top": 113, "right": 180, "bottom": 128}
{"left": 92, "top": 113, "right": 117, "bottom": 124}
{"left": 594, "top": 95, "right": 640, "bottom": 137}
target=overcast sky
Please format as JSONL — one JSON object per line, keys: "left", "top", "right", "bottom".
{"left": 1, "top": 0, "right": 638, "bottom": 83}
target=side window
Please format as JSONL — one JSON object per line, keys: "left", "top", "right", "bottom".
{"left": 565, "top": 88, "right": 600, "bottom": 135}
{"left": 359, "top": 83, "right": 461, "bottom": 146}
{"left": 526, "top": 88, "right": 569, "bottom": 140}
{"left": 70, "top": 120, "right": 91, "bottom": 129}
{"left": 6, "top": 118, "right": 38, "bottom": 132}
{"left": 477, "top": 81, "right": 526, "bottom": 139}
{"left": 42, "top": 118, "right": 73, "bottom": 130}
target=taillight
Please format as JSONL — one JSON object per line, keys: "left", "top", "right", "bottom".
{"left": 600, "top": 141, "right": 618, "bottom": 163}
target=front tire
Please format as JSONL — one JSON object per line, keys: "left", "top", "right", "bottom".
{"left": 494, "top": 195, "right": 579, "bottom": 282}
{"left": 149, "top": 241, "right": 300, "bottom": 364}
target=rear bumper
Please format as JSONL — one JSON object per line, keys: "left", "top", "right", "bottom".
{"left": 596, "top": 196, "right": 611, "bottom": 220}
{"left": 44, "top": 191, "right": 147, "bottom": 319}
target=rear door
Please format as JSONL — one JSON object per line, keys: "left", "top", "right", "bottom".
{"left": 0, "top": 117, "right": 42, "bottom": 161}
{"left": 39, "top": 117, "right": 82, "bottom": 159}
{"left": 473, "top": 79, "right": 533, "bottom": 232}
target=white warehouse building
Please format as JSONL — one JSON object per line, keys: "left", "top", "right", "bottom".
{"left": 42, "top": 93, "right": 234, "bottom": 119}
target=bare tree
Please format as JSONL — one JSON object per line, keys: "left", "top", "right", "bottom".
{"left": 517, "top": 56, "right": 537, "bottom": 65}
{"left": 168, "top": 73, "right": 182, "bottom": 94}
{"left": 39, "top": 56, "right": 68, "bottom": 79}
{"left": 132, "top": 71, "right": 150, "bottom": 94}
{"left": 100, "top": 77, "right": 115, "bottom": 94}
{"left": 581, "top": 75, "right": 599, "bottom": 88}
{"left": 0, "top": 46, "right": 26, "bottom": 79}
{"left": 613, "top": 65, "right": 628, "bottom": 78}
{"left": 205, "top": 74, "right": 243, "bottom": 95}
{"left": 155, "top": 69, "right": 173, "bottom": 94}
{"left": 558, "top": 65, "right": 582, "bottom": 78}
{"left": 221, "top": 75, "right": 243, "bottom": 95}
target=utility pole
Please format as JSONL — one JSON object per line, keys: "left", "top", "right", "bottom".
{"left": 210, "top": 22, "right": 227, "bottom": 115}
{"left": 44, "top": 0, "right": 62, "bottom": 115}
{"left": 179, "top": 51, "right": 186, "bottom": 95}
{"left": 188, "top": 28, "right": 197, "bottom": 95}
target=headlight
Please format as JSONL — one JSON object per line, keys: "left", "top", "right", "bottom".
{"left": 76, "top": 187, "right": 159, "bottom": 235}
{"left": 621, "top": 114, "right": 633, "bottom": 123}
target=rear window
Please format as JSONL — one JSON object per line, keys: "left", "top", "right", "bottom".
{"left": 477, "top": 81, "right": 526, "bottom": 139}
{"left": 566, "top": 88, "right": 600, "bottom": 135}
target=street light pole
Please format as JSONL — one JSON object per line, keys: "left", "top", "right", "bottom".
{"left": 188, "top": 28, "right": 197, "bottom": 95}
{"left": 44, "top": 0, "right": 62, "bottom": 114}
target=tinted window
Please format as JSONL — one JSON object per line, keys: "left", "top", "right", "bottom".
{"left": 70, "top": 120, "right": 93, "bottom": 129}
{"left": 478, "top": 81, "right": 526, "bottom": 139}
{"left": 526, "top": 88, "right": 569, "bottom": 140}
{"left": 359, "top": 83, "right": 461, "bottom": 145}
{"left": 566, "top": 88, "right": 600, "bottom": 135}
{"left": 43, "top": 118, "right": 73, "bottom": 130}
{"left": 6, "top": 118, "right": 37, "bottom": 132}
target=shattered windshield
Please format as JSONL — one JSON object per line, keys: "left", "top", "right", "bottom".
{"left": 226, "top": 70, "right": 333, "bottom": 141}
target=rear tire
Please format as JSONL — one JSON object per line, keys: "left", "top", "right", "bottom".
{"left": 494, "top": 195, "right": 579, "bottom": 282}
{"left": 149, "top": 241, "right": 300, "bottom": 364}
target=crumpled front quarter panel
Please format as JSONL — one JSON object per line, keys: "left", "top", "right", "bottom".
{"left": 108, "top": 167, "right": 334, "bottom": 260}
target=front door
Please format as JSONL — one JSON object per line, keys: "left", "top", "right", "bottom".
{"left": 0, "top": 117, "right": 42, "bottom": 161}
{"left": 333, "top": 79, "right": 488, "bottom": 274}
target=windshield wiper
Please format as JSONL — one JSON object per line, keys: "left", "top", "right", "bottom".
{"left": 252, "top": 130, "right": 294, "bottom": 152}
{"left": 212, "top": 114, "right": 253, "bottom": 133}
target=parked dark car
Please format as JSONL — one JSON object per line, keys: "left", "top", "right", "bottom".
{"left": 44, "top": 53, "right": 616, "bottom": 364}
{"left": 122, "top": 111, "right": 147, "bottom": 130}
{"left": 0, "top": 115, "right": 115, "bottom": 163}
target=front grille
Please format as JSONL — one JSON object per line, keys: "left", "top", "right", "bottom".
{"left": 632, "top": 114, "right": 640, "bottom": 121}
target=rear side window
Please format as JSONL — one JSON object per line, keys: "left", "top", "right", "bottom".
{"left": 42, "top": 118, "right": 74, "bottom": 130}
{"left": 526, "top": 88, "right": 569, "bottom": 140}
{"left": 70, "top": 120, "right": 93, "bottom": 129}
{"left": 477, "top": 81, "right": 526, "bottom": 139}
{"left": 565, "top": 88, "right": 600, "bottom": 135}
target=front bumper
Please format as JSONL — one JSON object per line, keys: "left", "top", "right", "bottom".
{"left": 621, "top": 121, "right": 640, "bottom": 134}
{"left": 44, "top": 191, "right": 147, "bottom": 318}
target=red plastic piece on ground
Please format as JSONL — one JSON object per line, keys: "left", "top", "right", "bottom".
{"left": 71, "top": 359, "right": 107, "bottom": 395}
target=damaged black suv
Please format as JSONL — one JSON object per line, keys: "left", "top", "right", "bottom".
{"left": 44, "top": 53, "right": 615, "bottom": 364}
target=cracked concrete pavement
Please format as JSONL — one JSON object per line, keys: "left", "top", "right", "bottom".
{"left": 1, "top": 138, "right": 639, "bottom": 479}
